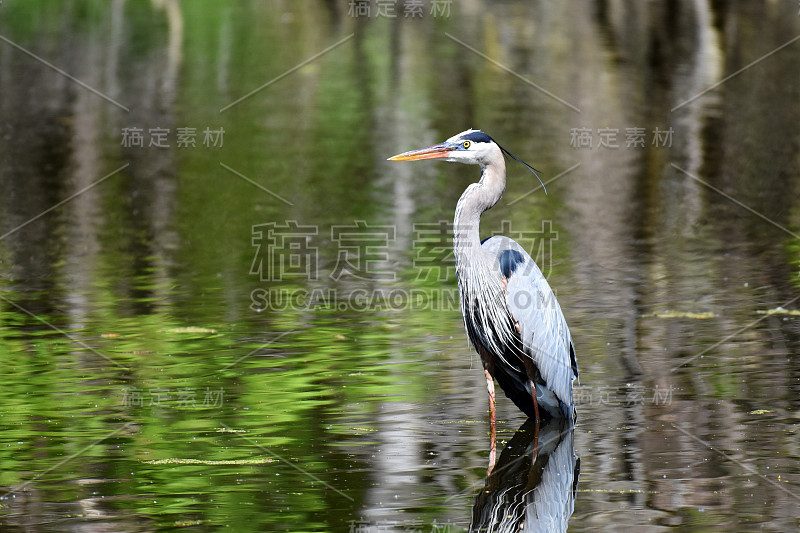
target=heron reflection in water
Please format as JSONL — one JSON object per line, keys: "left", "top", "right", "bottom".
{"left": 389, "top": 130, "right": 578, "bottom": 461}
{"left": 471, "top": 418, "right": 579, "bottom": 532}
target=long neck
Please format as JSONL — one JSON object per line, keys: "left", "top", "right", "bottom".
{"left": 453, "top": 159, "right": 507, "bottom": 263}
{"left": 453, "top": 157, "right": 512, "bottom": 355}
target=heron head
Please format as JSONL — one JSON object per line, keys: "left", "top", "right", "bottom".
{"left": 388, "top": 129, "right": 545, "bottom": 192}
{"left": 387, "top": 129, "right": 499, "bottom": 166}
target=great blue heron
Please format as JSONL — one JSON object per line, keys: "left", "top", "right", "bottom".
{"left": 389, "top": 129, "right": 578, "bottom": 430}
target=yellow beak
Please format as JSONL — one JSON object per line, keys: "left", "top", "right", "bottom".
{"left": 387, "top": 143, "right": 452, "bottom": 161}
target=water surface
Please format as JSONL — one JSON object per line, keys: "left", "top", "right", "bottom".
{"left": 0, "top": 1, "right": 798, "bottom": 531}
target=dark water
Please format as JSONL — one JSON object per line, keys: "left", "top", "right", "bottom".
{"left": 0, "top": 1, "right": 798, "bottom": 531}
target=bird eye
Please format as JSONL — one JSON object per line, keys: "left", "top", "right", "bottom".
{"left": 462, "top": 141, "right": 471, "bottom": 149}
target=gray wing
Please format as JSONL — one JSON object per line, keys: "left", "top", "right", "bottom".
{"left": 482, "top": 236, "right": 578, "bottom": 413}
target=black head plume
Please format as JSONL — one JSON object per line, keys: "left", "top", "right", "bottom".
{"left": 497, "top": 143, "right": 546, "bottom": 195}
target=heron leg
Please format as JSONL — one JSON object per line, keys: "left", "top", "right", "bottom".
{"left": 529, "top": 379, "right": 540, "bottom": 424}
{"left": 522, "top": 356, "right": 541, "bottom": 425}
{"left": 485, "top": 369, "right": 497, "bottom": 474}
